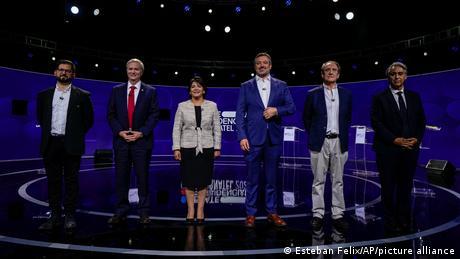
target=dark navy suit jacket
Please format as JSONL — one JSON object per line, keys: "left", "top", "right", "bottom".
{"left": 107, "top": 82, "right": 160, "bottom": 150}
{"left": 37, "top": 86, "right": 94, "bottom": 156}
{"left": 236, "top": 77, "right": 296, "bottom": 146}
{"left": 371, "top": 87, "right": 425, "bottom": 153}
{"left": 302, "top": 86, "right": 352, "bottom": 152}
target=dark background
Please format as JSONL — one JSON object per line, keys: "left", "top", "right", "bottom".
{"left": 1, "top": 0, "right": 459, "bottom": 85}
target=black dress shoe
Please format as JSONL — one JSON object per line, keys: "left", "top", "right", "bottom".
{"left": 107, "top": 215, "right": 126, "bottom": 225}
{"left": 38, "top": 217, "right": 62, "bottom": 231}
{"left": 311, "top": 217, "right": 324, "bottom": 231}
{"left": 64, "top": 215, "right": 77, "bottom": 230}
{"left": 333, "top": 217, "right": 349, "bottom": 233}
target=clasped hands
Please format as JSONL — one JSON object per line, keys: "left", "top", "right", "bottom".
{"left": 263, "top": 107, "right": 278, "bottom": 120}
{"left": 393, "top": 137, "right": 418, "bottom": 149}
{"left": 119, "top": 130, "right": 143, "bottom": 142}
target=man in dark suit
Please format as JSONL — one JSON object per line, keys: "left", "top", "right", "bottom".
{"left": 303, "top": 61, "right": 352, "bottom": 232}
{"left": 371, "top": 62, "right": 425, "bottom": 233}
{"left": 107, "top": 58, "right": 160, "bottom": 225}
{"left": 236, "top": 53, "right": 296, "bottom": 228}
{"left": 36, "top": 59, "right": 94, "bottom": 231}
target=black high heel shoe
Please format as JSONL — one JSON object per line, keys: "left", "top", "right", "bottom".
{"left": 185, "top": 218, "right": 195, "bottom": 225}
{"left": 196, "top": 218, "right": 205, "bottom": 225}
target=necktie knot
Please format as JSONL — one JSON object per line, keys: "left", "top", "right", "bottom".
{"left": 397, "top": 91, "right": 403, "bottom": 96}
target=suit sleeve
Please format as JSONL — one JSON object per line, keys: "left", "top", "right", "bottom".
{"left": 213, "top": 103, "right": 222, "bottom": 150}
{"left": 107, "top": 87, "right": 124, "bottom": 135}
{"left": 172, "top": 104, "right": 182, "bottom": 151}
{"left": 275, "top": 84, "right": 296, "bottom": 116}
{"left": 139, "top": 88, "right": 160, "bottom": 137}
{"left": 302, "top": 91, "right": 313, "bottom": 133}
{"left": 82, "top": 92, "right": 94, "bottom": 133}
{"left": 370, "top": 95, "right": 396, "bottom": 144}
{"left": 235, "top": 84, "right": 247, "bottom": 141}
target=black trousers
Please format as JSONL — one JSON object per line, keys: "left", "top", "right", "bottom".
{"left": 43, "top": 136, "right": 81, "bottom": 218}
{"left": 376, "top": 148, "right": 419, "bottom": 228}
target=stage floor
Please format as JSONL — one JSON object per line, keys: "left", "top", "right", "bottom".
{"left": 1, "top": 156, "right": 459, "bottom": 258}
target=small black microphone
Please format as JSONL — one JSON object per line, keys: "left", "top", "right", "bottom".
{"left": 59, "top": 97, "right": 64, "bottom": 100}
{"left": 331, "top": 98, "right": 335, "bottom": 102}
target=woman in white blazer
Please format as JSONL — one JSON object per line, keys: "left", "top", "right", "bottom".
{"left": 172, "top": 76, "right": 221, "bottom": 224}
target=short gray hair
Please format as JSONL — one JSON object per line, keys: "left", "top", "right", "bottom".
{"left": 126, "top": 58, "right": 145, "bottom": 71}
{"left": 386, "top": 62, "right": 407, "bottom": 76}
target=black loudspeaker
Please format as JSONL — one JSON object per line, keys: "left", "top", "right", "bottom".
{"left": 12, "top": 99, "right": 28, "bottom": 116}
{"left": 425, "top": 159, "right": 456, "bottom": 187}
{"left": 94, "top": 149, "right": 113, "bottom": 167}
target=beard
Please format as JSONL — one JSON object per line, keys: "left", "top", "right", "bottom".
{"left": 56, "top": 75, "right": 72, "bottom": 84}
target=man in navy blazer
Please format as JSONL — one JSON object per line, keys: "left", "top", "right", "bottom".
{"left": 303, "top": 61, "right": 352, "bottom": 232}
{"left": 371, "top": 62, "right": 425, "bottom": 233}
{"left": 37, "top": 59, "right": 94, "bottom": 231}
{"left": 107, "top": 58, "right": 160, "bottom": 225}
{"left": 236, "top": 53, "right": 296, "bottom": 228}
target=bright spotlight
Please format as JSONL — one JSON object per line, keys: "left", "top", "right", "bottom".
{"left": 211, "top": 72, "right": 215, "bottom": 77}
{"left": 94, "top": 63, "right": 99, "bottom": 68}
{"left": 204, "top": 25, "right": 211, "bottom": 32}
{"left": 174, "top": 71, "right": 179, "bottom": 75}
{"left": 291, "top": 71, "right": 296, "bottom": 75}
{"left": 160, "top": 3, "right": 165, "bottom": 8}
{"left": 261, "top": 6, "right": 266, "bottom": 12}
{"left": 208, "top": 9, "right": 213, "bottom": 14}
{"left": 334, "top": 13, "right": 340, "bottom": 20}
{"left": 224, "top": 26, "right": 231, "bottom": 33}
{"left": 346, "top": 12, "right": 354, "bottom": 20}
{"left": 374, "top": 61, "right": 379, "bottom": 65}
{"left": 70, "top": 6, "right": 79, "bottom": 15}
{"left": 251, "top": 73, "right": 255, "bottom": 77}
{"left": 93, "top": 8, "right": 100, "bottom": 16}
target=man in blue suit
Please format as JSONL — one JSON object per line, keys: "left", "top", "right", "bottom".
{"left": 236, "top": 53, "right": 296, "bottom": 228}
{"left": 303, "top": 61, "right": 352, "bottom": 232}
{"left": 107, "top": 58, "right": 160, "bottom": 225}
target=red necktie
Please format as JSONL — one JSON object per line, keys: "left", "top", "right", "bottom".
{"left": 128, "top": 86, "right": 135, "bottom": 130}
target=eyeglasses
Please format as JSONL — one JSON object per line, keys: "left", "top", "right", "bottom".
{"left": 57, "top": 68, "right": 73, "bottom": 73}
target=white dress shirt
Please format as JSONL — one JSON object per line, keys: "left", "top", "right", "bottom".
{"left": 127, "top": 81, "right": 141, "bottom": 106}
{"left": 256, "top": 75, "right": 271, "bottom": 108}
{"left": 323, "top": 84, "right": 340, "bottom": 134}
{"left": 51, "top": 84, "right": 72, "bottom": 135}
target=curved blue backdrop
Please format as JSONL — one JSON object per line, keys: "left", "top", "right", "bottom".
{"left": 1, "top": 66, "right": 459, "bottom": 167}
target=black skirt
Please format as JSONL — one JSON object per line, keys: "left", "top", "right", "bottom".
{"left": 180, "top": 147, "right": 214, "bottom": 189}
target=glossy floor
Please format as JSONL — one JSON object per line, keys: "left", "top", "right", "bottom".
{"left": 0, "top": 156, "right": 459, "bottom": 258}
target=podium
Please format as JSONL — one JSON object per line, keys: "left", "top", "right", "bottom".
{"left": 351, "top": 125, "right": 380, "bottom": 224}
{"left": 281, "top": 126, "right": 305, "bottom": 207}
{"left": 411, "top": 125, "right": 441, "bottom": 198}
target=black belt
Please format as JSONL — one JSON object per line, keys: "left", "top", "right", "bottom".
{"left": 50, "top": 134, "right": 65, "bottom": 138}
{"left": 325, "top": 133, "right": 339, "bottom": 139}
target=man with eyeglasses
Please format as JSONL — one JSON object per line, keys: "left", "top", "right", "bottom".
{"left": 36, "top": 59, "right": 94, "bottom": 231}
{"left": 371, "top": 62, "right": 426, "bottom": 234}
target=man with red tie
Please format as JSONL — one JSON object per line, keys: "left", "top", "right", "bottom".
{"left": 107, "top": 58, "right": 160, "bottom": 225}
